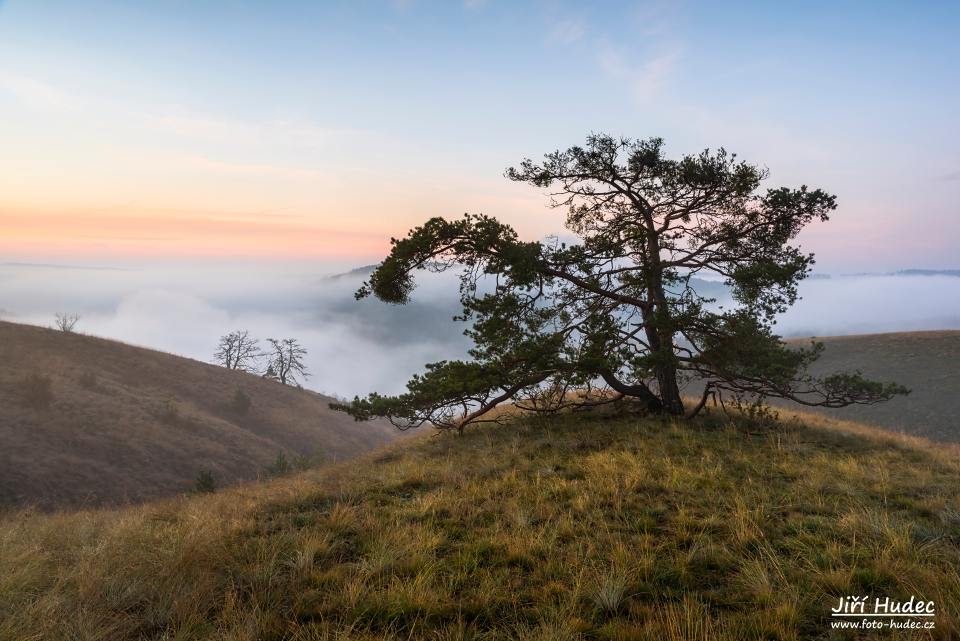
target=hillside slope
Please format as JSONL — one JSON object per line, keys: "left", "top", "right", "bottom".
{"left": 0, "top": 321, "right": 399, "bottom": 508}
{"left": 2, "top": 411, "right": 958, "bottom": 640}
{"left": 781, "top": 330, "right": 960, "bottom": 441}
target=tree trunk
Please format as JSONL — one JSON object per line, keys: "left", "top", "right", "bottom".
{"left": 639, "top": 295, "right": 685, "bottom": 416}
{"left": 657, "top": 364, "right": 684, "bottom": 415}
{"left": 635, "top": 199, "right": 685, "bottom": 416}
{"left": 652, "top": 308, "right": 684, "bottom": 415}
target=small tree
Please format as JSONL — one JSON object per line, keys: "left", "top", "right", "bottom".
{"left": 332, "top": 134, "right": 907, "bottom": 431}
{"left": 214, "top": 330, "right": 261, "bottom": 372}
{"left": 229, "top": 387, "right": 252, "bottom": 415}
{"left": 193, "top": 470, "right": 217, "bottom": 494}
{"left": 264, "top": 338, "right": 309, "bottom": 386}
{"left": 54, "top": 313, "right": 80, "bottom": 333}
{"left": 264, "top": 451, "right": 293, "bottom": 478}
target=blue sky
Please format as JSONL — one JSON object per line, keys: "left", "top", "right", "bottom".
{"left": 1, "top": 0, "right": 958, "bottom": 270}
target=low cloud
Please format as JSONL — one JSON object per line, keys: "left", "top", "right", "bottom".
{"left": 775, "top": 275, "right": 960, "bottom": 337}
{"left": 1, "top": 264, "right": 958, "bottom": 398}
{"left": 0, "top": 262, "right": 468, "bottom": 398}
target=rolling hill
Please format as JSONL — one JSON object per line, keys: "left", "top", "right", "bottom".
{"left": 779, "top": 330, "right": 960, "bottom": 442}
{"left": 0, "top": 320, "right": 399, "bottom": 509}
{"left": 1, "top": 409, "right": 958, "bottom": 639}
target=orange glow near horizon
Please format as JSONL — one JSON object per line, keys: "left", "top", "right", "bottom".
{"left": 0, "top": 170, "right": 553, "bottom": 262}
{"left": 0, "top": 206, "right": 394, "bottom": 260}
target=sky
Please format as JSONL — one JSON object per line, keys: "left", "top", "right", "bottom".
{"left": 1, "top": 0, "right": 958, "bottom": 271}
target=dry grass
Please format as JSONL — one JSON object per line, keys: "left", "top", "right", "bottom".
{"left": 0, "top": 320, "right": 400, "bottom": 509}
{"left": 2, "top": 408, "right": 958, "bottom": 640}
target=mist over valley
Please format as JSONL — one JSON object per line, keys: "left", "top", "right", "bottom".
{"left": 2, "top": 261, "right": 958, "bottom": 399}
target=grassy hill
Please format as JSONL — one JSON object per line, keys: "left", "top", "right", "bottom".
{"left": 780, "top": 331, "right": 960, "bottom": 442}
{"left": 2, "top": 410, "right": 958, "bottom": 640}
{"left": 0, "top": 320, "right": 399, "bottom": 509}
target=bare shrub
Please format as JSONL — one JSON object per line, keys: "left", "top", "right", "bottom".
{"left": 214, "top": 330, "right": 261, "bottom": 372}
{"left": 54, "top": 313, "right": 80, "bottom": 333}
{"left": 726, "top": 393, "right": 781, "bottom": 433}
{"left": 263, "top": 338, "right": 308, "bottom": 386}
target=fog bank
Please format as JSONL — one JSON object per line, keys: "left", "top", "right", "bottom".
{"left": 1, "top": 263, "right": 958, "bottom": 398}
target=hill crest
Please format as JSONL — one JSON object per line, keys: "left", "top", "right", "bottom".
{"left": 0, "top": 320, "right": 400, "bottom": 509}
{"left": 2, "top": 408, "right": 958, "bottom": 639}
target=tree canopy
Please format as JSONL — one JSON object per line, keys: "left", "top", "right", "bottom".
{"left": 332, "top": 134, "right": 907, "bottom": 431}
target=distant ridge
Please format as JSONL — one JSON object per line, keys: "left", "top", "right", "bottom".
{"left": 325, "top": 264, "right": 377, "bottom": 280}
{"left": 778, "top": 330, "right": 960, "bottom": 442}
{"left": 891, "top": 268, "right": 960, "bottom": 277}
{"left": 839, "top": 269, "right": 960, "bottom": 278}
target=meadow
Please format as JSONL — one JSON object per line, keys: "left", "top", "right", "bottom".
{"left": 2, "top": 407, "right": 958, "bottom": 640}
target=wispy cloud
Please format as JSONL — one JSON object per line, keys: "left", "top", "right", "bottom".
{"left": 463, "top": 0, "right": 489, "bottom": 10}
{"left": 939, "top": 170, "right": 960, "bottom": 182}
{"left": 596, "top": 43, "right": 680, "bottom": 103}
{"left": 153, "top": 110, "right": 371, "bottom": 149}
{"left": 629, "top": 0, "right": 681, "bottom": 38}
{"left": 387, "top": 0, "right": 415, "bottom": 12}
{"left": 180, "top": 155, "right": 325, "bottom": 180}
{"left": 0, "top": 71, "right": 78, "bottom": 110}
{"left": 539, "top": 3, "right": 681, "bottom": 103}
{"left": 0, "top": 66, "right": 371, "bottom": 156}
{"left": 546, "top": 17, "right": 586, "bottom": 45}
